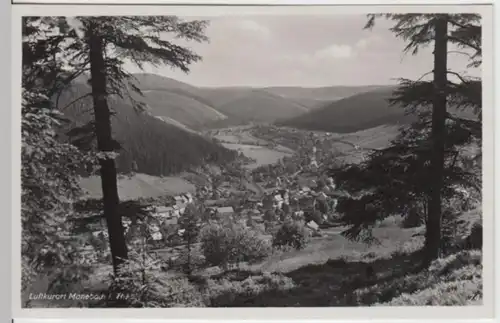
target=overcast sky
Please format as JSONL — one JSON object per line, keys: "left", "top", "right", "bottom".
{"left": 125, "top": 15, "right": 480, "bottom": 88}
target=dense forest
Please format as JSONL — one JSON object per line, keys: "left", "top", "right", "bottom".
{"left": 57, "top": 81, "right": 237, "bottom": 176}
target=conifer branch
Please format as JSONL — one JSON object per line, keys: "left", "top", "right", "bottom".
{"left": 446, "top": 70, "right": 470, "bottom": 84}
{"left": 58, "top": 92, "right": 92, "bottom": 110}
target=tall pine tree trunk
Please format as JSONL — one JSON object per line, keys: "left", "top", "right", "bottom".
{"left": 88, "top": 27, "right": 128, "bottom": 274}
{"left": 424, "top": 15, "right": 448, "bottom": 266}
{"left": 186, "top": 240, "right": 192, "bottom": 275}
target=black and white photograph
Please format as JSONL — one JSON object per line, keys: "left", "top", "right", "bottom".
{"left": 18, "top": 5, "right": 491, "bottom": 311}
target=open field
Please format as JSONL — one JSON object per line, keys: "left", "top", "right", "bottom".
{"left": 79, "top": 173, "right": 196, "bottom": 201}
{"left": 252, "top": 226, "right": 421, "bottom": 273}
{"left": 221, "top": 143, "right": 292, "bottom": 169}
{"left": 211, "top": 127, "right": 294, "bottom": 168}
{"left": 148, "top": 223, "right": 422, "bottom": 276}
{"left": 340, "top": 124, "right": 400, "bottom": 150}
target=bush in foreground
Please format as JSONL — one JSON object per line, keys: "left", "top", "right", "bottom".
{"left": 272, "top": 220, "right": 310, "bottom": 250}
{"left": 105, "top": 247, "right": 205, "bottom": 308}
{"left": 204, "top": 272, "right": 296, "bottom": 307}
{"left": 352, "top": 250, "right": 482, "bottom": 306}
{"left": 384, "top": 277, "right": 482, "bottom": 306}
{"left": 200, "top": 222, "right": 271, "bottom": 269}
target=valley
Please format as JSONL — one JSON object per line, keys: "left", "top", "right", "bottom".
{"left": 116, "top": 73, "right": 401, "bottom": 132}
{"left": 22, "top": 13, "right": 484, "bottom": 310}
{"left": 58, "top": 72, "right": 480, "bottom": 309}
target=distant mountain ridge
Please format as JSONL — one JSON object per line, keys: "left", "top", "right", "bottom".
{"left": 263, "top": 85, "right": 392, "bottom": 101}
{"left": 69, "top": 73, "right": 405, "bottom": 133}
{"left": 126, "top": 73, "right": 393, "bottom": 130}
{"left": 215, "top": 89, "right": 309, "bottom": 123}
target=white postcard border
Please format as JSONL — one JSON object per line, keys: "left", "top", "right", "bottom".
{"left": 9, "top": 1, "right": 497, "bottom": 321}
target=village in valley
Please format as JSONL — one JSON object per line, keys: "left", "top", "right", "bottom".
{"left": 83, "top": 125, "right": 362, "bottom": 267}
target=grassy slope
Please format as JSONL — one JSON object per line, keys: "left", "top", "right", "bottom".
{"left": 26, "top": 192, "right": 481, "bottom": 307}
{"left": 252, "top": 226, "right": 418, "bottom": 273}
{"left": 215, "top": 90, "right": 309, "bottom": 123}
{"left": 212, "top": 128, "right": 294, "bottom": 169}
{"left": 202, "top": 211, "right": 482, "bottom": 307}
{"left": 138, "top": 89, "right": 227, "bottom": 129}
{"left": 196, "top": 87, "right": 255, "bottom": 107}
{"left": 130, "top": 73, "right": 228, "bottom": 129}
{"left": 220, "top": 143, "right": 291, "bottom": 169}
{"left": 79, "top": 173, "right": 196, "bottom": 201}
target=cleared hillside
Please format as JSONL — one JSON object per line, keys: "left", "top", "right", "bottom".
{"left": 138, "top": 89, "right": 227, "bottom": 129}
{"left": 196, "top": 87, "right": 255, "bottom": 107}
{"left": 126, "top": 74, "right": 228, "bottom": 129}
{"left": 278, "top": 86, "right": 415, "bottom": 133}
{"left": 215, "top": 89, "right": 309, "bottom": 123}
{"left": 131, "top": 73, "right": 199, "bottom": 93}
{"left": 56, "top": 82, "right": 237, "bottom": 177}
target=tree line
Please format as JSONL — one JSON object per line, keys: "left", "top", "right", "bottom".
{"left": 331, "top": 14, "right": 482, "bottom": 266}
{"left": 22, "top": 16, "right": 214, "bottom": 302}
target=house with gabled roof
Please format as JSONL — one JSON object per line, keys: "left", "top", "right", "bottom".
{"left": 155, "top": 206, "right": 174, "bottom": 218}
{"left": 174, "top": 195, "right": 184, "bottom": 205}
{"left": 274, "top": 194, "right": 284, "bottom": 208}
{"left": 150, "top": 223, "right": 161, "bottom": 233}
{"left": 306, "top": 220, "right": 319, "bottom": 231}
{"left": 162, "top": 217, "right": 178, "bottom": 226}
{"left": 216, "top": 206, "right": 234, "bottom": 215}
{"left": 317, "top": 192, "right": 328, "bottom": 201}
{"left": 151, "top": 231, "right": 163, "bottom": 241}
{"left": 172, "top": 203, "right": 186, "bottom": 215}
{"left": 184, "top": 192, "right": 194, "bottom": 203}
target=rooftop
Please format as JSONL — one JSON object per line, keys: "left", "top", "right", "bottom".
{"left": 217, "top": 206, "right": 235, "bottom": 214}
{"left": 156, "top": 206, "right": 174, "bottom": 213}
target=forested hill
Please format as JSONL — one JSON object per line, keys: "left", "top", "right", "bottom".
{"left": 277, "top": 86, "right": 415, "bottom": 133}
{"left": 278, "top": 85, "right": 479, "bottom": 134}
{"left": 55, "top": 82, "right": 237, "bottom": 176}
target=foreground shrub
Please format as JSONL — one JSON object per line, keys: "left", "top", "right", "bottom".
{"left": 352, "top": 250, "right": 482, "bottom": 306}
{"left": 106, "top": 248, "right": 204, "bottom": 307}
{"left": 392, "top": 235, "right": 425, "bottom": 257}
{"left": 155, "top": 277, "right": 205, "bottom": 307}
{"left": 383, "top": 278, "right": 482, "bottom": 306}
{"left": 428, "top": 250, "right": 482, "bottom": 276}
{"left": 200, "top": 222, "right": 271, "bottom": 269}
{"left": 171, "top": 250, "right": 205, "bottom": 272}
{"left": 352, "top": 272, "right": 436, "bottom": 305}
{"left": 377, "top": 215, "right": 404, "bottom": 228}
{"left": 272, "top": 220, "right": 310, "bottom": 250}
{"left": 204, "top": 272, "right": 296, "bottom": 306}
